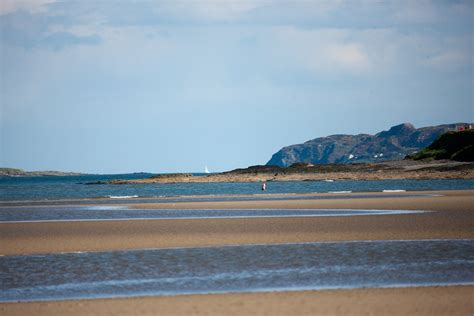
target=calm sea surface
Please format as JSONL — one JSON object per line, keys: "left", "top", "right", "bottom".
{"left": 1, "top": 239, "right": 472, "bottom": 302}
{"left": 1, "top": 174, "right": 473, "bottom": 201}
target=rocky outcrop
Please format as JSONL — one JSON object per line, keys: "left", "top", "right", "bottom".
{"left": 91, "top": 159, "right": 474, "bottom": 184}
{"left": 267, "top": 123, "right": 471, "bottom": 167}
{"left": 0, "top": 168, "right": 85, "bottom": 177}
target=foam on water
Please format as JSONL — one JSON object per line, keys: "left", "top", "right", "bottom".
{"left": 108, "top": 195, "right": 139, "bottom": 199}
{"left": 383, "top": 189, "right": 406, "bottom": 193}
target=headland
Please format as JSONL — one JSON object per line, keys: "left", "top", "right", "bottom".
{"left": 88, "top": 160, "right": 474, "bottom": 185}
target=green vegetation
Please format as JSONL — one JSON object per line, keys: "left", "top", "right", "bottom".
{"left": 411, "top": 129, "right": 474, "bottom": 162}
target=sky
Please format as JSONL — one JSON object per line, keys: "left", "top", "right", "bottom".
{"left": 1, "top": 0, "right": 473, "bottom": 174}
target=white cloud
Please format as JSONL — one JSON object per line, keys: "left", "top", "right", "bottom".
{"left": 160, "top": 0, "right": 344, "bottom": 23}
{"left": 267, "top": 25, "right": 472, "bottom": 78}
{"left": 184, "top": 0, "right": 266, "bottom": 21}
{"left": 270, "top": 27, "right": 374, "bottom": 75}
{"left": 325, "top": 43, "right": 370, "bottom": 72}
{"left": 0, "top": 0, "right": 55, "bottom": 15}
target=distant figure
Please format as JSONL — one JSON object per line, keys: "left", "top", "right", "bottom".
{"left": 262, "top": 181, "right": 266, "bottom": 191}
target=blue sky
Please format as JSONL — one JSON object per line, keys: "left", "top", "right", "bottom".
{"left": 1, "top": 0, "right": 473, "bottom": 174}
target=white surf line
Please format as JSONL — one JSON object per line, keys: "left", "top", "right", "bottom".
{"left": 108, "top": 195, "right": 139, "bottom": 199}
{"left": 0, "top": 209, "right": 429, "bottom": 224}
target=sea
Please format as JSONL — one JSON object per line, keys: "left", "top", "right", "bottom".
{"left": 1, "top": 239, "right": 473, "bottom": 302}
{"left": 1, "top": 173, "right": 474, "bottom": 201}
{"left": 1, "top": 174, "right": 473, "bottom": 302}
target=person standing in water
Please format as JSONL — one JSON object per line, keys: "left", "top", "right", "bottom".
{"left": 262, "top": 181, "right": 266, "bottom": 191}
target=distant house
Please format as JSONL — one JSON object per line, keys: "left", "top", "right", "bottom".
{"left": 457, "top": 124, "right": 472, "bottom": 131}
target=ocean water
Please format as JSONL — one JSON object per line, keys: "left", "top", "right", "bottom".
{"left": 0, "top": 174, "right": 473, "bottom": 201}
{"left": 0, "top": 206, "right": 425, "bottom": 223}
{"left": 1, "top": 239, "right": 473, "bottom": 302}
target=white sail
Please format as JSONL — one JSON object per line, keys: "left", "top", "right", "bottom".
{"left": 204, "top": 166, "right": 210, "bottom": 174}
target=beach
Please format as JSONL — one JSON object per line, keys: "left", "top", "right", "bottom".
{"left": 2, "top": 286, "right": 473, "bottom": 316}
{"left": 2, "top": 190, "right": 473, "bottom": 256}
{"left": 1, "top": 190, "right": 473, "bottom": 315}
{"left": 3, "top": 0, "right": 473, "bottom": 314}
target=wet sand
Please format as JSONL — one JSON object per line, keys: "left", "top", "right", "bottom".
{"left": 1, "top": 190, "right": 473, "bottom": 256}
{"left": 1, "top": 190, "right": 473, "bottom": 315}
{"left": 1, "top": 286, "right": 473, "bottom": 316}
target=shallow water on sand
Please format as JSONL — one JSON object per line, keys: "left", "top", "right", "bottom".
{"left": 1, "top": 239, "right": 473, "bottom": 302}
{"left": 0, "top": 206, "right": 425, "bottom": 223}
{"left": 0, "top": 192, "right": 443, "bottom": 208}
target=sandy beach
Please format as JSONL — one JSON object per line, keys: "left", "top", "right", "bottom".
{"left": 2, "top": 190, "right": 473, "bottom": 256}
{"left": 2, "top": 286, "right": 473, "bottom": 316}
{"left": 1, "top": 190, "right": 473, "bottom": 315}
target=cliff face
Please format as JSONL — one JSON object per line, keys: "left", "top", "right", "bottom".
{"left": 267, "top": 123, "right": 470, "bottom": 167}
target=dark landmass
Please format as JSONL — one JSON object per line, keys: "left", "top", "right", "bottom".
{"left": 409, "top": 129, "right": 474, "bottom": 162}
{"left": 6, "top": 123, "right": 474, "bottom": 183}
{"left": 87, "top": 125, "right": 474, "bottom": 185}
{"left": 89, "top": 159, "right": 474, "bottom": 185}
{"left": 267, "top": 123, "right": 473, "bottom": 167}
{"left": 0, "top": 168, "right": 85, "bottom": 177}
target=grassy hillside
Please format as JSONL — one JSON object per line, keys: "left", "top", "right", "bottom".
{"left": 411, "top": 129, "right": 474, "bottom": 162}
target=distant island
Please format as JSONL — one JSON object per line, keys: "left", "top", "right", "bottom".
{"left": 0, "top": 168, "right": 85, "bottom": 177}
{"left": 88, "top": 124, "right": 474, "bottom": 185}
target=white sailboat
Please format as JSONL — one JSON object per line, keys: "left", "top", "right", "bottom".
{"left": 204, "top": 166, "right": 210, "bottom": 174}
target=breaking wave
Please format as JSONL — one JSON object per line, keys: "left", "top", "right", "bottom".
{"left": 108, "top": 195, "right": 139, "bottom": 199}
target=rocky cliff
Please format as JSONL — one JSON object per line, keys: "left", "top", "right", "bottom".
{"left": 267, "top": 123, "right": 471, "bottom": 167}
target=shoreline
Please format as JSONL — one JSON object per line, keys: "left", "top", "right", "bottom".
{"left": 2, "top": 285, "right": 473, "bottom": 316}
{"left": 97, "top": 169, "right": 474, "bottom": 184}
{"left": 1, "top": 188, "right": 471, "bottom": 207}
{"left": 1, "top": 190, "right": 473, "bottom": 315}
{"left": 1, "top": 190, "right": 473, "bottom": 256}
{"left": 84, "top": 160, "right": 474, "bottom": 184}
